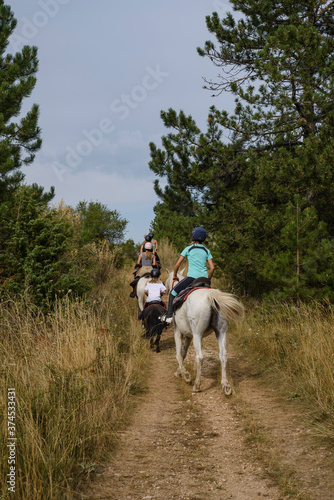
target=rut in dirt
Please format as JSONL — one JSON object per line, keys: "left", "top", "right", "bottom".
{"left": 81, "top": 330, "right": 289, "bottom": 500}
{"left": 81, "top": 328, "right": 334, "bottom": 499}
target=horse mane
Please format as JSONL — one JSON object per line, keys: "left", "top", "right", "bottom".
{"left": 165, "top": 268, "right": 186, "bottom": 294}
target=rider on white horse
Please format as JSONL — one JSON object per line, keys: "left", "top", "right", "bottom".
{"left": 160, "top": 227, "right": 215, "bottom": 324}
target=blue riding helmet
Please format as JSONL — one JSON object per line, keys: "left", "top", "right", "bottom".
{"left": 191, "top": 227, "right": 207, "bottom": 242}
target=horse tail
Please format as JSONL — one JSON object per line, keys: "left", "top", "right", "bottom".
{"left": 207, "top": 289, "right": 245, "bottom": 322}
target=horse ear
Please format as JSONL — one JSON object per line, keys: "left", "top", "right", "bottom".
{"left": 166, "top": 268, "right": 170, "bottom": 274}
{"left": 180, "top": 268, "right": 185, "bottom": 276}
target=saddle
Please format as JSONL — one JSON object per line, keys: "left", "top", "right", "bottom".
{"left": 173, "top": 277, "right": 211, "bottom": 311}
{"left": 138, "top": 300, "right": 166, "bottom": 320}
{"left": 145, "top": 300, "right": 166, "bottom": 309}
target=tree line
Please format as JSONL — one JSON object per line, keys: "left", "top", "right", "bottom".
{"left": 2, "top": 1, "right": 334, "bottom": 308}
{"left": 149, "top": 0, "right": 334, "bottom": 303}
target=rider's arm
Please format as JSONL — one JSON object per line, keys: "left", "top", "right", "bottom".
{"left": 207, "top": 258, "right": 215, "bottom": 280}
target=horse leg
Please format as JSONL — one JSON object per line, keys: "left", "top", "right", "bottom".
{"left": 192, "top": 334, "right": 204, "bottom": 392}
{"left": 174, "top": 327, "right": 191, "bottom": 383}
{"left": 181, "top": 335, "right": 192, "bottom": 360}
{"left": 213, "top": 314, "right": 232, "bottom": 396}
{"left": 154, "top": 325, "right": 162, "bottom": 353}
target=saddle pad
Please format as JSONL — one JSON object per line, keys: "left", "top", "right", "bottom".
{"left": 146, "top": 300, "right": 166, "bottom": 309}
{"left": 173, "top": 287, "right": 210, "bottom": 311}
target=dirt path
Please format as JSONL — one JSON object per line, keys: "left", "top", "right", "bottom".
{"left": 81, "top": 327, "right": 334, "bottom": 500}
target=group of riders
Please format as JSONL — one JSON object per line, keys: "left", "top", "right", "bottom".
{"left": 130, "top": 227, "right": 215, "bottom": 324}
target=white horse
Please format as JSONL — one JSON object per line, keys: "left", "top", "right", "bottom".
{"left": 165, "top": 267, "right": 185, "bottom": 294}
{"left": 136, "top": 275, "right": 151, "bottom": 311}
{"left": 168, "top": 272, "right": 244, "bottom": 395}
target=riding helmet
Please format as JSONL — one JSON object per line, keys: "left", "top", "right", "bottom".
{"left": 150, "top": 268, "right": 160, "bottom": 278}
{"left": 145, "top": 234, "right": 152, "bottom": 242}
{"left": 191, "top": 227, "right": 207, "bottom": 243}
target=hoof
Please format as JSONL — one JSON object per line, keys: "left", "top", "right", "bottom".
{"left": 223, "top": 384, "right": 232, "bottom": 396}
{"left": 192, "top": 385, "right": 200, "bottom": 393}
{"left": 184, "top": 373, "right": 192, "bottom": 384}
{"left": 174, "top": 371, "right": 181, "bottom": 378}
{"left": 156, "top": 347, "right": 160, "bottom": 353}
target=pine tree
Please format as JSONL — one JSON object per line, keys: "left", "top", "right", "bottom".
{"left": 0, "top": 2, "right": 42, "bottom": 202}
{"left": 198, "top": 0, "right": 334, "bottom": 149}
{"left": 149, "top": 0, "right": 334, "bottom": 301}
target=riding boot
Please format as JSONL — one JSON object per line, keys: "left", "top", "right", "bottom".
{"left": 160, "top": 295, "right": 175, "bottom": 324}
{"left": 129, "top": 276, "right": 140, "bottom": 298}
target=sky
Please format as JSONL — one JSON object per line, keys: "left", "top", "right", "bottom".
{"left": 7, "top": 0, "right": 233, "bottom": 244}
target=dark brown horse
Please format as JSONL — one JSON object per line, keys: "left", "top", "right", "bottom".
{"left": 141, "top": 302, "right": 166, "bottom": 353}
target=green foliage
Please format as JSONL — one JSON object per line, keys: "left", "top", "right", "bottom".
{"left": 75, "top": 200, "right": 128, "bottom": 246}
{"left": 117, "top": 239, "right": 141, "bottom": 266}
{"left": 261, "top": 197, "right": 334, "bottom": 303}
{"left": 149, "top": 0, "right": 334, "bottom": 303}
{"left": 0, "top": 186, "right": 92, "bottom": 308}
{"left": 0, "top": 2, "right": 42, "bottom": 202}
{"left": 151, "top": 203, "right": 197, "bottom": 253}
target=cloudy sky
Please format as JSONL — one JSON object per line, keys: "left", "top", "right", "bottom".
{"left": 7, "top": 0, "right": 232, "bottom": 243}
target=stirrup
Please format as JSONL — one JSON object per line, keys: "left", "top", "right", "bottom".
{"left": 159, "top": 314, "right": 172, "bottom": 324}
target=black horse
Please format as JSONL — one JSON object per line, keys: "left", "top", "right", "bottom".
{"left": 141, "top": 302, "right": 166, "bottom": 353}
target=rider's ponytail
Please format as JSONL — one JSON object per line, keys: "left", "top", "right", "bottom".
{"left": 145, "top": 250, "right": 152, "bottom": 260}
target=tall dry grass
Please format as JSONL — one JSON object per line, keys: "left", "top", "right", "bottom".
{"left": 0, "top": 244, "right": 149, "bottom": 499}
{"left": 234, "top": 301, "right": 334, "bottom": 441}
{"left": 156, "top": 238, "right": 184, "bottom": 279}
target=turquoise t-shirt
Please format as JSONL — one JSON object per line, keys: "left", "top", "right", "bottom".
{"left": 181, "top": 244, "right": 213, "bottom": 279}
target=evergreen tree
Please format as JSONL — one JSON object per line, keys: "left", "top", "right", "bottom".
{"left": 75, "top": 201, "right": 128, "bottom": 246}
{"left": 0, "top": 2, "right": 42, "bottom": 202}
{"left": 149, "top": 0, "right": 334, "bottom": 301}
{"left": 0, "top": 186, "right": 91, "bottom": 309}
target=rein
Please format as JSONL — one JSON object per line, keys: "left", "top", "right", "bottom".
{"left": 172, "top": 277, "right": 179, "bottom": 290}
